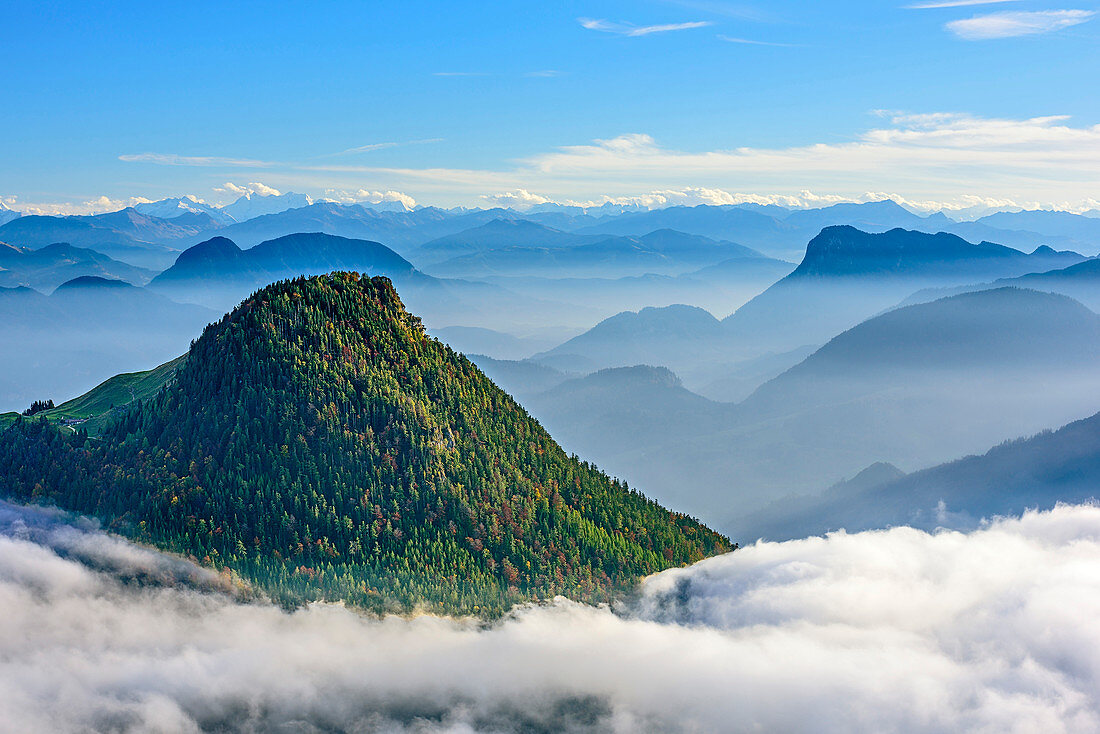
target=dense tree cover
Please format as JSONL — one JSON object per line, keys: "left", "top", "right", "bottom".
{"left": 21, "top": 399, "right": 54, "bottom": 416}
{"left": 0, "top": 273, "right": 732, "bottom": 615}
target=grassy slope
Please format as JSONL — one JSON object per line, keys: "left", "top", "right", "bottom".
{"left": 33, "top": 355, "right": 185, "bottom": 435}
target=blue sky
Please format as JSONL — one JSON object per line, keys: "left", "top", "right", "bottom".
{"left": 3, "top": 0, "right": 1098, "bottom": 213}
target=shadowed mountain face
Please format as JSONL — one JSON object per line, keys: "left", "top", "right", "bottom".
{"left": 510, "top": 288, "right": 1100, "bottom": 529}
{"left": 0, "top": 277, "right": 216, "bottom": 412}
{"left": 0, "top": 241, "right": 154, "bottom": 291}
{"left": 742, "top": 411, "right": 1100, "bottom": 541}
{"left": 0, "top": 274, "right": 732, "bottom": 615}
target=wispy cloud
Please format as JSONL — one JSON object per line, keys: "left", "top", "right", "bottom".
{"left": 330, "top": 139, "right": 444, "bottom": 157}
{"left": 118, "top": 152, "right": 273, "bottom": 168}
{"left": 525, "top": 70, "right": 562, "bottom": 77}
{"left": 946, "top": 9, "right": 1095, "bottom": 38}
{"left": 717, "top": 34, "right": 800, "bottom": 46}
{"left": 579, "top": 18, "right": 712, "bottom": 36}
{"left": 906, "top": 0, "right": 1018, "bottom": 8}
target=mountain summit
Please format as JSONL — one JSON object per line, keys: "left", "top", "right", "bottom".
{"left": 0, "top": 273, "right": 731, "bottom": 614}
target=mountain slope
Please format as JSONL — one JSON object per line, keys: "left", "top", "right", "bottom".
{"left": 0, "top": 273, "right": 731, "bottom": 615}
{"left": 744, "top": 411, "right": 1100, "bottom": 540}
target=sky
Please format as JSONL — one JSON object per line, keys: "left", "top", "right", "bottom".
{"left": 2, "top": 0, "right": 1099, "bottom": 214}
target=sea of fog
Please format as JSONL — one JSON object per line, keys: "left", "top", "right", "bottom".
{"left": 2, "top": 499, "right": 1099, "bottom": 733}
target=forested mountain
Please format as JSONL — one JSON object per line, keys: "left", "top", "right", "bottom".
{"left": 0, "top": 241, "right": 154, "bottom": 291}
{"left": 0, "top": 274, "right": 731, "bottom": 615}
{"left": 742, "top": 411, "right": 1100, "bottom": 541}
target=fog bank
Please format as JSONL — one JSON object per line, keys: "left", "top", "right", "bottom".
{"left": 3, "top": 501, "right": 1100, "bottom": 732}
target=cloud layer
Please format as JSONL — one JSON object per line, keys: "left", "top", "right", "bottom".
{"left": 947, "top": 9, "right": 1095, "bottom": 39}
{"left": 4, "top": 501, "right": 1100, "bottom": 732}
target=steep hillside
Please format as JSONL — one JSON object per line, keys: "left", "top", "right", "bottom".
{"left": 0, "top": 274, "right": 731, "bottom": 615}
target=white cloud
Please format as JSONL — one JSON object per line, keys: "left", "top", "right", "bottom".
{"left": 947, "top": 9, "right": 1095, "bottom": 39}
{"left": 480, "top": 189, "right": 555, "bottom": 207}
{"left": 322, "top": 188, "right": 418, "bottom": 209}
{"left": 478, "top": 186, "right": 1077, "bottom": 216}
{"left": 579, "top": 18, "right": 712, "bottom": 36}
{"left": 214, "top": 182, "right": 282, "bottom": 197}
{"left": 118, "top": 153, "right": 273, "bottom": 168}
{"left": 4, "top": 501, "right": 1100, "bottom": 732}
{"left": 907, "top": 0, "right": 1019, "bottom": 8}
{"left": 0, "top": 194, "right": 160, "bottom": 216}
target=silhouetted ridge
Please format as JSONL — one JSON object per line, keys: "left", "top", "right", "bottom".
{"left": 54, "top": 275, "right": 134, "bottom": 290}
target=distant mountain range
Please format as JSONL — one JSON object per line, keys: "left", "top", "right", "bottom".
{"left": 150, "top": 232, "right": 423, "bottom": 308}
{"left": 517, "top": 287, "right": 1100, "bottom": 528}
{"left": 0, "top": 241, "right": 154, "bottom": 291}
{"left": 0, "top": 276, "right": 216, "bottom": 411}
{"left": 901, "top": 256, "right": 1100, "bottom": 313}
{"left": 148, "top": 232, "right": 597, "bottom": 336}
{"left": 1, "top": 197, "right": 1096, "bottom": 280}
{"left": 423, "top": 228, "right": 770, "bottom": 279}
{"left": 742, "top": 410, "right": 1100, "bottom": 541}
{"left": 532, "top": 226, "right": 1086, "bottom": 385}
{"left": 720, "top": 226, "right": 1085, "bottom": 357}
{"left": 0, "top": 208, "right": 220, "bottom": 268}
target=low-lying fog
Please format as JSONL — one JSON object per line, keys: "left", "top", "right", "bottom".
{"left": 4, "top": 499, "right": 1099, "bottom": 733}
